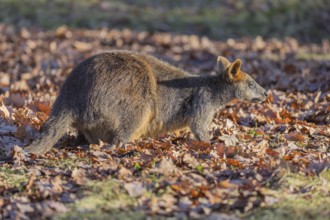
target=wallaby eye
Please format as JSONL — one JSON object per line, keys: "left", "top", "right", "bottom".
{"left": 248, "top": 82, "right": 254, "bottom": 88}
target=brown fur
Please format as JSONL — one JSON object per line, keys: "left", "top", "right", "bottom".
{"left": 25, "top": 50, "right": 267, "bottom": 155}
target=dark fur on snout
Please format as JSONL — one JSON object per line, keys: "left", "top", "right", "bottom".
{"left": 26, "top": 51, "right": 266, "bottom": 154}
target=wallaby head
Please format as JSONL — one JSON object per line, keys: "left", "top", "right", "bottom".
{"left": 217, "top": 56, "right": 267, "bottom": 103}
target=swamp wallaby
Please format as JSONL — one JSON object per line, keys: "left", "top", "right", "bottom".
{"left": 25, "top": 50, "right": 267, "bottom": 154}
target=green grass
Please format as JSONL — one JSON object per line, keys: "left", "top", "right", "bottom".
{"left": 41, "top": 157, "right": 92, "bottom": 170}
{"left": 0, "top": 166, "right": 28, "bottom": 191}
{"left": 55, "top": 178, "right": 146, "bottom": 220}
{"left": 296, "top": 52, "right": 330, "bottom": 61}
{"left": 246, "top": 169, "right": 330, "bottom": 220}
{"left": 0, "top": 0, "right": 329, "bottom": 42}
{"left": 58, "top": 169, "right": 330, "bottom": 220}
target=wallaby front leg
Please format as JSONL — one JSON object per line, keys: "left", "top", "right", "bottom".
{"left": 189, "top": 114, "right": 212, "bottom": 142}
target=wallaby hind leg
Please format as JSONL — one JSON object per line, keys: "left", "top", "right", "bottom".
{"left": 25, "top": 112, "right": 73, "bottom": 155}
{"left": 111, "top": 110, "right": 153, "bottom": 145}
{"left": 79, "top": 123, "right": 126, "bottom": 146}
{"left": 73, "top": 106, "right": 153, "bottom": 147}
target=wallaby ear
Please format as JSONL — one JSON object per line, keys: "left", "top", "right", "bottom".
{"left": 217, "top": 56, "right": 231, "bottom": 73}
{"left": 228, "top": 59, "right": 242, "bottom": 78}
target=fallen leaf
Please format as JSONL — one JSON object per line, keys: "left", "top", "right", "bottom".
{"left": 285, "top": 132, "right": 305, "bottom": 142}
{"left": 71, "top": 168, "right": 87, "bottom": 185}
{"left": 117, "top": 167, "right": 132, "bottom": 180}
{"left": 151, "top": 158, "right": 179, "bottom": 176}
{"left": 124, "top": 182, "right": 146, "bottom": 197}
{"left": 0, "top": 102, "right": 10, "bottom": 118}
{"left": 219, "top": 134, "right": 238, "bottom": 146}
{"left": 25, "top": 173, "right": 36, "bottom": 191}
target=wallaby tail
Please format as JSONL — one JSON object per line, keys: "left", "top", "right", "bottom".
{"left": 25, "top": 111, "right": 73, "bottom": 155}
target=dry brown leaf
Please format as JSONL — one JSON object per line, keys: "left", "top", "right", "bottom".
{"left": 124, "top": 182, "right": 146, "bottom": 197}
{"left": 71, "top": 168, "right": 87, "bottom": 185}
{"left": 55, "top": 25, "right": 72, "bottom": 38}
{"left": 0, "top": 102, "right": 10, "bottom": 118}
{"left": 219, "top": 134, "right": 238, "bottom": 146}
{"left": 51, "top": 175, "right": 63, "bottom": 193}
{"left": 183, "top": 153, "right": 199, "bottom": 168}
{"left": 285, "top": 132, "right": 305, "bottom": 142}
{"left": 219, "top": 180, "right": 237, "bottom": 189}
{"left": 151, "top": 158, "right": 179, "bottom": 176}
{"left": 25, "top": 173, "right": 36, "bottom": 191}
{"left": 117, "top": 166, "right": 133, "bottom": 180}
{"left": 34, "top": 101, "right": 51, "bottom": 115}
{"left": 74, "top": 41, "right": 93, "bottom": 52}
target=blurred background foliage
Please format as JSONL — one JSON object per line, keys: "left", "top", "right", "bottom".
{"left": 0, "top": 0, "right": 329, "bottom": 42}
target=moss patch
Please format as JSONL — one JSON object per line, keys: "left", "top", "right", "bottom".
{"left": 55, "top": 178, "right": 145, "bottom": 220}
{"left": 0, "top": 166, "right": 28, "bottom": 190}
{"left": 42, "top": 157, "right": 92, "bottom": 170}
{"left": 247, "top": 169, "right": 330, "bottom": 220}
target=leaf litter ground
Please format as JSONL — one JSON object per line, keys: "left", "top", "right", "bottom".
{"left": 0, "top": 25, "right": 329, "bottom": 219}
